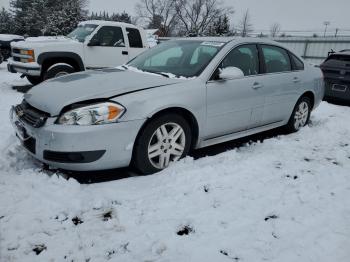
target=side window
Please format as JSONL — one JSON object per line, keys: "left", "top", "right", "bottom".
{"left": 261, "top": 45, "right": 292, "bottom": 73}
{"left": 220, "top": 44, "right": 259, "bottom": 76}
{"left": 126, "top": 28, "right": 143, "bottom": 48}
{"left": 92, "top": 26, "right": 125, "bottom": 47}
{"left": 290, "top": 53, "right": 304, "bottom": 70}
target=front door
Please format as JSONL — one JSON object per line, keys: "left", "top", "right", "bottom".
{"left": 84, "top": 26, "right": 129, "bottom": 68}
{"left": 205, "top": 44, "right": 265, "bottom": 139}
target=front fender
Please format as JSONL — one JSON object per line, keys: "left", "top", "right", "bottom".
{"left": 111, "top": 79, "right": 207, "bottom": 135}
{"left": 37, "top": 52, "right": 84, "bottom": 70}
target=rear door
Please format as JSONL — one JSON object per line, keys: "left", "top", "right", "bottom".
{"left": 84, "top": 26, "right": 129, "bottom": 68}
{"left": 258, "top": 44, "right": 301, "bottom": 125}
{"left": 126, "top": 28, "right": 146, "bottom": 60}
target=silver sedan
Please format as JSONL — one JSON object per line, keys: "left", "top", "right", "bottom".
{"left": 10, "top": 38, "right": 324, "bottom": 174}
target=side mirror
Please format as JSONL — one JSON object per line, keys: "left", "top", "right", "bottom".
{"left": 87, "top": 38, "right": 100, "bottom": 47}
{"left": 219, "top": 67, "right": 244, "bottom": 80}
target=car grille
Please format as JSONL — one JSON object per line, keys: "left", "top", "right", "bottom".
{"left": 15, "top": 100, "right": 50, "bottom": 128}
{"left": 12, "top": 48, "right": 20, "bottom": 54}
{"left": 12, "top": 49, "right": 22, "bottom": 62}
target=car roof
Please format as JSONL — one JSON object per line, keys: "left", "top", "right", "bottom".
{"left": 167, "top": 36, "right": 284, "bottom": 46}
{"left": 79, "top": 20, "right": 138, "bottom": 29}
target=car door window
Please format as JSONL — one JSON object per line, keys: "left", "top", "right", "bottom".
{"left": 219, "top": 44, "right": 259, "bottom": 76}
{"left": 91, "top": 26, "right": 125, "bottom": 47}
{"left": 126, "top": 28, "right": 143, "bottom": 48}
{"left": 290, "top": 53, "right": 304, "bottom": 70}
{"left": 261, "top": 45, "right": 292, "bottom": 73}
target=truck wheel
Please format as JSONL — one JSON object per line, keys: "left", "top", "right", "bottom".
{"left": 43, "top": 64, "right": 75, "bottom": 80}
{"left": 26, "top": 76, "right": 42, "bottom": 86}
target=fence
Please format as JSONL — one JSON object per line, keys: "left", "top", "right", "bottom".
{"left": 273, "top": 37, "right": 350, "bottom": 64}
{"left": 158, "top": 36, "right": 350, "bottom": 65}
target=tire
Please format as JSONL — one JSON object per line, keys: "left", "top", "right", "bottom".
{"left": 132, "top": 114, "right": 192, "bottom": 175}
{"left": 285, "top": 96, "right": 312, "bottom": 133}
{"left": 43, "top": 64, "right": 75, "bottom": 80}
{"left": 0, "top": 54, "right": 3, "bottom": 64}
{"left": 26, "top": 75, "right": 42, "bottom": 86}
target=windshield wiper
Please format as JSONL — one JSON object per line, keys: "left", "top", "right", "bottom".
{"left": 121, "top": 65, "right": 128, "bottom": 70}
{"left": 151, "top": 72, "right": 170, "bottom": 78}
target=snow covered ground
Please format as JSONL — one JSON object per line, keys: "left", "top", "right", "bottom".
{"left": 0, "top": 62, "right": 350, "bottom": 262}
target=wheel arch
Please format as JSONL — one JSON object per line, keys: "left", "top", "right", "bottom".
{"left": 135, "top": 107, "right": 200, "bottom": 151}
{"left": 300, "top": 91, "right": 315, "bottom": 110}
{"left": 38, "top": 52, "right": 85, "bottom": 74}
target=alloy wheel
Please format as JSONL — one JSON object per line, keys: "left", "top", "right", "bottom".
{"left": 147, "top": 122, "right": 186, "bottom": 169}
{"left": 294, "top": 101, "right": 309, "bottom": 130}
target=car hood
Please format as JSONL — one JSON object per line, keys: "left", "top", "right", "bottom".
{"left": 24, "top": 69, "right": 183, "bottom": 116}
{"left": 11, "top": 36, "right": 81, "bottom": 49}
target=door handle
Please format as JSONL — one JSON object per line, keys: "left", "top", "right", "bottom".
{"left": 293, "top": 77, "right": 301, "bottom": 83}
{"left": 122, "top": 51, "right": 128, "bottom": 55}
{"left": 252, "top": 82, "right": 263, "bottom": 89}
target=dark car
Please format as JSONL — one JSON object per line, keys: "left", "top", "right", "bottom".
{"left": 0, "top": 34, "right": 24, "bottom": 64}
{"left": 320, "top": 50, "right": 350, "bottom": 102}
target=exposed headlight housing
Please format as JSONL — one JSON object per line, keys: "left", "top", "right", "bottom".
{"left": 57, "top": 102, "right": 126, "bottom": 126}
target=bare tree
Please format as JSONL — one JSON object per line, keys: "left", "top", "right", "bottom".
{"left": 238, "top": 9, "right": 253, "bottom": 37}
{"left": 135, "top": 0, "right": 178, "bottom": 36}
{"left": 270, "top": 23, "right": 281, "bottom": 37}
{"left": 174, "top": 0, "right": 233, "bottom": 36}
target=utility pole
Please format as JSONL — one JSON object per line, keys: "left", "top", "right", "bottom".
{"left": 323, "top": 21, "right": 330, "bottom": 37}
{"left": 335, "top": 28, "right": 339, "bottom": 37}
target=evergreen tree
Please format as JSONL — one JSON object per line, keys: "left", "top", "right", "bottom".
{"left": 46, "top": 0, "right": 88, "bottom": 35}
{"left": 206, "top": 14, "right": 231, "bottom": 36}
{"left": 88, "top": 11, "right": 131, "bottom": 24}
{"left": 0, "top": 7, "right": 14, "bottom": 34}
{"left": 10, "top": 0, "right": 88, "bottom": 36}
{"left": 118, "top": 11, "right": 131, "bottom": 23}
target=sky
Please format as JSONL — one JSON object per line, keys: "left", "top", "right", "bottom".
{"left": 1, "top": 0, "right": 349, "bottom": 35}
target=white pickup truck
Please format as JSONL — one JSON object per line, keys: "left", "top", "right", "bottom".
{"left": 7, "top": 20, "right": 149, "bottom": 85}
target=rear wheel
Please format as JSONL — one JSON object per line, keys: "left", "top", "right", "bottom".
{"left": 132, "top": 114, "right": 192, "bottom": 174}
{"left": 26, "top": 75, "right": 42, "bottom": 85}
{"left": 43, "top": 64, "right": 75, "bottom": 80}
{"left": 285, "top": 96, "right": 311, "bottom": 133}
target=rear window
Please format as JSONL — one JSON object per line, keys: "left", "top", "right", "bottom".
{"left": 327, "top": 54, "right": 350, "bottom": 62}
{"left": 126, "top": 28, "right": 143, "bottom": 48}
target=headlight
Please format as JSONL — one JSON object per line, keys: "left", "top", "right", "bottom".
{"left": 20, "top": 49, "right": 34, "bottom": 56}
{"left": 19, "top": 49, "right": 35, "bottom": 62}
{"left": 57, "top": 102, "right": 126, "bottom": 126}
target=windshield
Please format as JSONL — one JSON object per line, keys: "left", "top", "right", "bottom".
{"left": 128, "top": 40, "right": 225, "bottom": 78}
{"left": 67, "top": 24, "right": 98, "bottom": 42}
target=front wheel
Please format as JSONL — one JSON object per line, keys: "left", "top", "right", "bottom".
{"left": 132, "top": 114, "right": 192, "bottom": 175}
{"left": 285, "top": 96, "right": 311, "bottom": 133}
{"left": 43, "top": 64, "right": 75, "bottom": 80}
